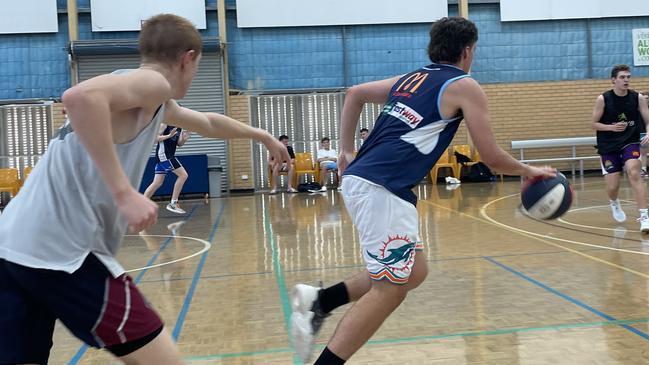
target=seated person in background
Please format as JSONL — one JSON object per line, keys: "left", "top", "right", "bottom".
{"left": 315, "top": 137, "right": 338, "bottom": 192}
{"left": 359, "top": 128, "right": 370, "bottom": 142}
{"left": 269, "top": 134, "right": 297, "bottom": 194}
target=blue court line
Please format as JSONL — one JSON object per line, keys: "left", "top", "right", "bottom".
{"left": 263, "top": 206, "right": 303, "bottom": 365}
{"left": 171, "top": 202, "right": 225, "bottom": 341}
{"left": 484, "top": 256, "right": 649, "bottom": 341}
{"left": 67, "top": 206, "right": 198, "bottom": 365}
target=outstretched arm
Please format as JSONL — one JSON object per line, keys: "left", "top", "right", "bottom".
{"left": 447, "top": 77, "right": 554, "bottom": 178}
{"left": 165, "top": 100, "right": 289, "bottom": 168}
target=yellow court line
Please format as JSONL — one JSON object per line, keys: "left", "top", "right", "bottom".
{"left": 419, "top": 197, "right": 649, "bottom": 280}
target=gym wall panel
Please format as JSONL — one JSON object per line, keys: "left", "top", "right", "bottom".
{"left": 227, "top": 14, "right": 344, "bottom": 90}
{"left": 236, "top": 0, "right": 447, "bottom": 28}
{"left": 0, "top": 15, "right": 70, "bottom": 99}
{"left": 0, "top": 0, "right": 58, "bottom": 34}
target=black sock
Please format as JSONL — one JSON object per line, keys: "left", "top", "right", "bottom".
{"left": 317, "top": 282, "right": 349, "bottom": 314}
{"left": 314, "top": 346, "right": 346, "bottom": 365}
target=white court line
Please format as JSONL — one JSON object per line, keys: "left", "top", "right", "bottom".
{"left": 480, "top": 193, "right": 649, "bottom": 257}
{"left": 123, "top": 234, "right": 211, "bottom": 273}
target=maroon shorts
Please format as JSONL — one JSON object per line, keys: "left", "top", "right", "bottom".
{"left": 600, "top": 143, "right": 641, "bottom": 174}
{"left": 0, "top": 254, "right": 163, "bottom": 364}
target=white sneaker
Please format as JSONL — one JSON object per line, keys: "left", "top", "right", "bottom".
{"left": 641, "top": 217, "right": 649, "bottom": 233}
{"left": 319, "top": 186, "right": 327, "bottom": 192}
{"left": 290, "top": 284, "right": 329, "bottom": 363}
{"left": 166, "top": 203, "right": 186, "bottom": 214}
{"left": 610, "top": 202, "right": 626, "bottom": 223}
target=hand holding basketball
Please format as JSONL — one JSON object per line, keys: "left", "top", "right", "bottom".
{"left": 521, "top": 172, "right": 573, "bottom": 220}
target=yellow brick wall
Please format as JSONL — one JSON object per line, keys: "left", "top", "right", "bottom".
{"left": 228, "top": 95, "right": 255, "bottom": 190}
{"left": 226, "top": 78, "right": 649, "bottom": 188}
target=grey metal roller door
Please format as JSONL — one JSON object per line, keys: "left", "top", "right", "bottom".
{"left": 76, "top": 52, "right": 228, "bottom": 192}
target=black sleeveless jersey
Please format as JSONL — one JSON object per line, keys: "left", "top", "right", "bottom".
{"left": 596, "top": 89, "right": 640, "bottom": 154}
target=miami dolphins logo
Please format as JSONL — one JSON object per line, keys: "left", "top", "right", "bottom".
{"left": 367, "top": 235, "right": 416, "bottom": 272}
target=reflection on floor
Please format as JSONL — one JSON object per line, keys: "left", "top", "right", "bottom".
{"left": 48, "top": 177, "right": 649, "bottom": 364}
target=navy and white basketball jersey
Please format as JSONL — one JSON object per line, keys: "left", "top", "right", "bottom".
{"left": 344, "top": 64, "right": 470, "bottom": 206}
{"left": 156, "top": 125, "right": 182, "bottom": 162}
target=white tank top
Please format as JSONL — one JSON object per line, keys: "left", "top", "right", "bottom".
{"left": 0, "top": 79, "right": 165, "bottom": 277}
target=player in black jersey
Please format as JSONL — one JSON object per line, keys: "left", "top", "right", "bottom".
{"left": 592, "top": 64, "right": 649, "bottom": 232}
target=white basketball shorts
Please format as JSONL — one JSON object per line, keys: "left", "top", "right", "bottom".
{"left": 341, "top": 175, "right": 423, "bottom": 284}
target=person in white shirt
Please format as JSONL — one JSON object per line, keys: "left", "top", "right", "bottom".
{"left": 316, "top": 137, "right": 338, "bottom": 191}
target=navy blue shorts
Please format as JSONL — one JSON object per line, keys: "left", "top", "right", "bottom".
{"left": 0, "top": 255, "right": 163, "bottom": 364}
{"left": 154, "top": 157, "right": 182, "bottom": 174}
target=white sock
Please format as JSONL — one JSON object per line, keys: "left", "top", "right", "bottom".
{"left": 610, "top": 199, "right": 620, "bottom": 206}
{"left": 171, "top": 199, "right": 178, "bottom": 205}
{"left": 640, "top": 208, "right": 648, "bottom": 218}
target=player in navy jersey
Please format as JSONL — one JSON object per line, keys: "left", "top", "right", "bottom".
{"left": 143, "top": 123, "right": 190, "bottom": 214}
{"left": 289, "top": 17, "right": 556, "bottom": 364}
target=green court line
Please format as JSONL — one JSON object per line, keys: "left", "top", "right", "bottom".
{"left": 184, "top": 317, "right": 649, "bottom": 362}
{"left": 263, "top": 205, "right": 304, "bottom": 365}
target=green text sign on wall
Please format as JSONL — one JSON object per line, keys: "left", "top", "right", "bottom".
{"left": 633, "top": 28, "right": 649, "bottom": 66}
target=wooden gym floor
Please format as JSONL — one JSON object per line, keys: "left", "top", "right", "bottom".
{"left": 46, "top": 175, "right": 649, "bottom": 364}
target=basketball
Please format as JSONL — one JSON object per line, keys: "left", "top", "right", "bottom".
{"left": 521, "top": 173, "right": 573, "bottom": 220}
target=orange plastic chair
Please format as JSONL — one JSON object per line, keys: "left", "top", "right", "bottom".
{"left": 22, "top": 166, "right": 34, "bottom": 182}
{"left": 0, "top": 168, "right": 21, "bottom": 196}
{"left": 429, "top": 147, "right": 458, "bottom": 183}
{"left": 295, "top": 153, "right": 318, "bottom": 184}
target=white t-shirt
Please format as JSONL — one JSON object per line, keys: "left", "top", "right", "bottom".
{"left": 317, "top": 148, "right": 337, "bottom": 160}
